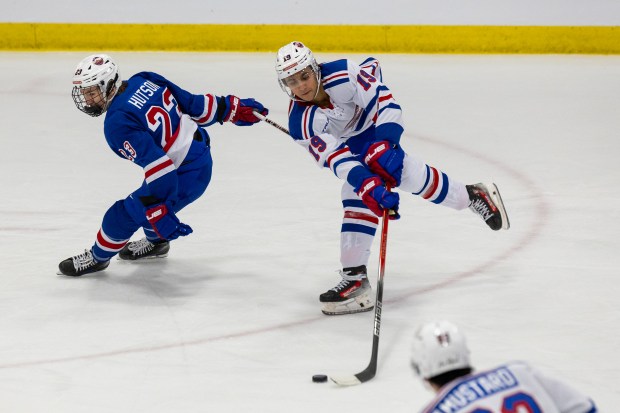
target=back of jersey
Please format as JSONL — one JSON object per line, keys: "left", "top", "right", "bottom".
{"left": 421, "top": 361, "right": 594, "bottom": 413}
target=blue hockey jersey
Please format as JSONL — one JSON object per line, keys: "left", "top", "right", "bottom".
{"left": 103, "top": 72, "right": 222, "bottom": 206}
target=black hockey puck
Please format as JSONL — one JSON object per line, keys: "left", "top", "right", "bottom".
{"left": 312, "top": 374, "right": 328, "bottom": 383}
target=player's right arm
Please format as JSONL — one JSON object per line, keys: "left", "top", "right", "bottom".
{"left": 133, "top": 71, "right": 267, "bottom": 127}
{"left": 287, "top": 106, "right": 399, "bottom": 218}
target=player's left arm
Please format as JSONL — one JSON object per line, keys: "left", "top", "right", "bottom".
{"left": 134, "top": 71, "right": 268, "bottom": 127}
{"left": 350, "top": 60, "right": 406, "bottom": 187}
{"left": 528, "top": 364, "right": 598, "bottom": 413}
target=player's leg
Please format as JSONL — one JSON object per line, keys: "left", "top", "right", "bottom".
{"left": 398, "top": 154, "right": 509, "bottom": 230}
{"left": 58, "top": 200, "right": 140, "bottom": 276}
{"left": 119, "top": 145, "right": 213, "bottom": 260}
{"left": 320, "top": 183, "right": 377, "bottom": 315}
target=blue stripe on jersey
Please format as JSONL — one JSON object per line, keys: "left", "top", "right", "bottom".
{"left": 307, "top": 106, "right": 318, "bottom": 137}
{"left": 331, "top": 157, "right": 350, "bottom": 174}
{"left": 413, "top": 164, "right": 431, "bottom": 195}
{"left": 375, "top": 123, "right": 404, "bottom": 145}
{"left": 342, "top": 199, "right": 367, "bottom": 209}
{"left": 355, "top": 84, "right": 390, "bottom": 132}
{"left": 341, "top": 223, "right": 377, "bottom": 236}
{"left": 324, "top": 77, "right": 348, "bottom": 90}
{"left": 320, "top": 59, "right": 348, "bottom": 77}
{"left": 288, "top": 103, "right": 307, "bottom": 141}
{"left": 377, "top": 102, "right": 402, "bottom": 116}
{"left": 431, "top": 172, "right": 449, "bottom": 204}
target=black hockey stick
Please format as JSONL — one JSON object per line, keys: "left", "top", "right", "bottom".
{"left": 255, "top": 110, "right": 392, "bottom": 385}
{"left": 330, "top": 203, "right": 390, "bottom": 386}
{"left": 253, "top": 111, "right": 290, "bottom": 136}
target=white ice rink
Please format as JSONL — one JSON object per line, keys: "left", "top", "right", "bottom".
{"left": 0, "top": 52, "right": 618, "bottom": 412}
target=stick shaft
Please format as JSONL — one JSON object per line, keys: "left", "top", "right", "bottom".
{"left": 253, "top": 110, "right": 290, "bottom": 136}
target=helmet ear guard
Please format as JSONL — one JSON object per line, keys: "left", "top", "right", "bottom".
{"left": 275, "top": 41, "right": 320, "bottom": 101}
{"left": 71, "top": 54, "right": 122, "bottom": 117}
{"left": 410, "top": 321, "right": 471, "bottom": 380}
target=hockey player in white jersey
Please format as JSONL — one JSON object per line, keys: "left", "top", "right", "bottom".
{"left": 410, "top": 321, "right": 597, "bottom": 413}
{"left": 274, "top": 41, "right": 510, "bottom": 315}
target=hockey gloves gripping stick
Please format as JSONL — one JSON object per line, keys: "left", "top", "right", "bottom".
{"left": 218, "top": 96, "right": 269, "bottom": 126}
{"left": 252, "top": 111, "right": 400, "bottom": 219}
{"left": 145, "top": 203, "right": 193, "bottom": 241}
{"left": 364, "top": 141, "right": 404, "bottom": 187}
{"left": 356, "top": 177, "right": 400, "bottom": 220}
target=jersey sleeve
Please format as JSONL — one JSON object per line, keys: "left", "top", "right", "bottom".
{"left": 104, "top": 111, "right": 179, "bottom": 205}
{"left": 528, "top": 364, "right": 597, "bottom": 413}
{"left": 348, "top": 59, "right": 404, "bottom": 145}
{"left": 133, "top": 71, "right": 221, "bottom": 127}
{"left": 287, "top": 108, "right": 374, "bottom": 191}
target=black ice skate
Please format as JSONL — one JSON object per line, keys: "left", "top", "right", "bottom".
{"left": 466, "top": 183, "right": 510, "bottom": 230}
{"left": 58, "top": 249, "right": 110, "bottom": 276}
{"left": 319, "top": 265, "right": 375, "bottom": 315}
{"left": 118, "top": 238, "right": 170, "bottom": 261}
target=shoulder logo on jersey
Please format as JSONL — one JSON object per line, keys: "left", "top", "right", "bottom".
{"left": 119, "top": 141, "right": 137, "bottom": 162}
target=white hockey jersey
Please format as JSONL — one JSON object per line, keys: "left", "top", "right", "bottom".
{"left": 420, "top": 362, "right": 597, "bottom": 413}
{"left": 287, "top": 57, "right": 404, "bottom": 187}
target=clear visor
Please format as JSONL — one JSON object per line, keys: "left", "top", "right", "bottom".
{"left": 281, "top": 66, "right": 315, "bottom": 88}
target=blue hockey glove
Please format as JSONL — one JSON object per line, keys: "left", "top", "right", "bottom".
{"left": 220, "top": 95, "right": 269, "bottom": 126}
{"left": 364, "top": 141, "right": 405, "bottom": 187}
{"left": 356, "top": 176, "right": 400, "bottom": 220}
{"left": 145, "top": 203, "right": 193, "bottom": 240}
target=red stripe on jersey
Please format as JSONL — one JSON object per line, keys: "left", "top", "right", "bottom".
{"left": 196, "top": 94, "right": 215, "bottom": 124}
{"left": 422, "top": 167, "right": 440, "bottom": 199}
{"left": 379, "top": 94, "right": 393, "bottom": 103}
{"left": 324, "top": 72, "right": 347, "bottom": 83}
{"left": 162, "top": 123, "right": 181, "bottom": 153}
{"left": 344, "top": 211, "right": 379, "bottom": 225}
{"left": 96, "top": 229, "right": 127, "bottom": 250}
{"left": 326, "top": 147, "right": 350, "bottom": 168}
{"left": 145, "top": 158, "right": 174, "bottom": 180}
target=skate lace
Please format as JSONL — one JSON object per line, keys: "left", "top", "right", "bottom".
{"left": 331, "top": 271, "right": 363, "bottom": 292}
{"left": 72, "top": 250, "right": 96, "bottom": 271}
{"left": 128, "top": 238, "right": 154, "bottom": 255}
{"left": 469, "top": 198, "right": 493, "bottom": 221}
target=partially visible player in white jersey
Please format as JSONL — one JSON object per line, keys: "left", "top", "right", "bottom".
{"left": 275, "top": 41, "right": 510, "bottom": 316}
{"left": 411, "top": 321, "right": 597, "bottom": 413}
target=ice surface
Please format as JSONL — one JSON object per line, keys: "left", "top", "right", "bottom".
{"left": 0, "top": 52, "right": 618, "bottom": 411}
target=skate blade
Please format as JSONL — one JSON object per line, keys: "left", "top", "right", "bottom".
{"left": 117, "top": 253, "right": 168, "bottom": 261}
{"left": 321, "top": 294, "right": 375, "bottom": 315}
{"left": 489, "top": 183, "right": 510, "bottom": 230}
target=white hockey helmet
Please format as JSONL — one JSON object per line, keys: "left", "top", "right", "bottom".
{"left": 275, "top": 41, "right": 320, "bottom": 100}
{"left": 71, "top": 54, "right": 122, "bottom": 117}
{"left": 410, "top": 321, "right": 471, "bottom": 379}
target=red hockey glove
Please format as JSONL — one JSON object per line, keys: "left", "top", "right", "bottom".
{"left": 356, "top": 177, "right": 400, "bottom": 220}
{"left": 145, "top": 203, "right": 193, "bottom": 240}
{"left": 364, "top": 141, "right": 405, "bottom": 187}
{"left": 221, "top": 95, "right": 269, "bottom": 126}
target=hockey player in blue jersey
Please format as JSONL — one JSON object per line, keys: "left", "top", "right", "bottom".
{"left": 274, "top": 42, "right": 510, "bottom": 315}
{"left": 411, "top": 321, "right": 597, "bottom": 412}
{"left": 58, "top": 54, "right": 268, "bottom": 276}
